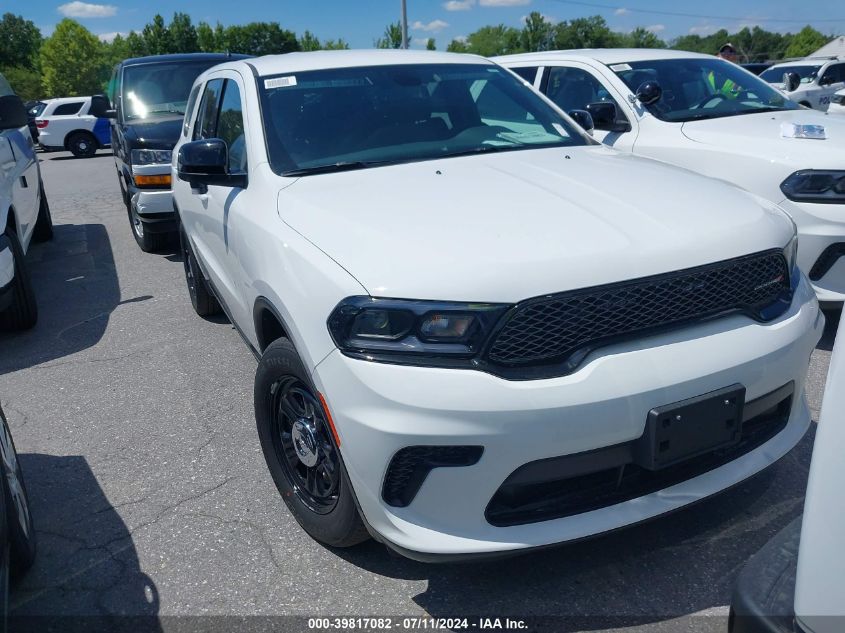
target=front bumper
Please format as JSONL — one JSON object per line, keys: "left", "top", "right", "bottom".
{"left": 130, "top": 189, "right": 176, "bottom": 235}
{"left": 312, "top": 275, "right": 822, "bottom": 558}
{"left": 781, "top": 198, "right": 845, "bottom": 304}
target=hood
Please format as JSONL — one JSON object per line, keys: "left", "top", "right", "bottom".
{"left": 121, "top": 115, "right": 183, "bottom": 149}
{"left": 681, "top": 109, "right": 845, "bottom": 168}
{"left": 277, "top": 146, "right": 793, "bottom": 303}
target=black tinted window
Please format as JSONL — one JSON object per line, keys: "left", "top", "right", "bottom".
{"left": 822, "top": 64, "right": 843, "bottom": 84}
{"left": 546, "top": 66, "right": 616, "bottom": 112}
{"left": 53, "top": 102, "right": 84, "bottom": 115}
{"left": 218, "top": 80, "right": 247, "bottom": 173}
{"left": 194, "top": 79, "right": 224, "bottom": 140}
{"left": 510, "top": 67, "right": 539, "bottom": 84}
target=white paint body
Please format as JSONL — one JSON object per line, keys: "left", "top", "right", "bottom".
{"left": 763, "top": 58, "right": 845, "bottom": 111}
{"left": 827, "top": 88, "right": 845, "bottom": 115}
{"left": 496, "top": 49, "right": 845, "bottom": 304}
{"left": 173, "top": 51, "right": 822, "bottom": 556}
{"left": 35, "top": 95, "right": 110, "bottom": 152}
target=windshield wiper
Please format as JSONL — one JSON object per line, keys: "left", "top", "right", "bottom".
{"left": 282, "top": 161, "right": 387, "bottom": 177}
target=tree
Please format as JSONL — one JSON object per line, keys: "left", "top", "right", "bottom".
{"left": 299, "top": 30, "right": 321, "bottom": 51}
{"left": 785, "top": 26, "right": 831, "bottom": 58}
{"left": 622, "top": 27, "right": 666, "bottom": 49}
{"left": 124, "top": 30, "right": 148, "bottom": 57}
{"left": 40, "top": 19, "right": 105, "bottom": 96}
{"left": 553, "top": 16, "right": 622, "bottom": 49}
{"left": 169, "top": 12, "right": 198, "bottom": 53}
{"left": 223, "top": 22, "right": 299, "bottom": 56}
{"left": 447, "top": 39, "right": 469, "bottom": 53}
{"left": 322, "top": 38, "right": 349, "bottom": 50}
{"left": 142, "top": 14, "right": 173, "bottom": 55}
{"left": 196, "top": 21, "right": 220, "bottom": 52}
{"left": 1, "top": 66, "right": 42, "bottom": 100}
{"left": 0, "top": 13, "right": 42, "bottom": 69}
{"left": 521, "top": 12, "right": 554, "bottom": 52}
{"left": 462, "top": 25, "right": 523, "bottom": 57}
{"left": 376, "top": 22, "right": 403, "bottom": 48}
{"left": 426, "top": 38, "right": 436, "bottom": 51}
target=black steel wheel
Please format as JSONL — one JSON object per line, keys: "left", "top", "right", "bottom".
{"left": 0, "top": 405, "right": 36, "bottom": 578}
{"left": 67, "top": 132, "right": 97, "bottom": 158}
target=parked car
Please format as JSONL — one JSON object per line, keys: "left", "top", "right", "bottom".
{"left": 496, "top": 49, "right": 845, "bottom": 305}
{"left": 0, "top": 72, "right": 53, "bottom": 331}
{"left": 106, "top": 53, "right": 249, "bottom": 253}
{"left": 760, "top": 57, "right": 845, "bottom": 110}
{"left": 24, "top": 100, "right": 46, "bottom": 142}
{"left": 35, "top": 95, "right": 111, "bottom": 158}
{"left": 729, "top": 313, "right": 845, "bottom": 633}
{"left": 0, "top": 403, "right": 37, "bottom": 613}
{"left": 827, "top": 88, "right": 845, "bottom": 115}
{"left": 741, "top": 62, "right": 773, "bottom": 76}
{"left": 173, "top": 50, "right": 822, "bottom": 560}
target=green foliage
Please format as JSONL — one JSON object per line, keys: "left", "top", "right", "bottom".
{"left": 0, "top": 13, "right": 42, "bottom": 69}
{"left": 223, "top": 22, "right": 300, "bottom": 55}
{"left": 462, "top": 24, "right": 523, "bottom": 56}
{"left": 426, "top": 38, "right": 436, "bottom": 51}
{"left": 1, "top": 66, "right": 42, "bottom": 100}
{"left": 40, "top": 19, "right": 105, "bottom": 97}
{"left": 785, "top": 26, "right": 832, "bottom": 58}
{"left": 299, "top": 30, "right": 322, "bottom": 52}
{"left": 621, "top": 27, "right": 666, "bottom": 49}
{"left": 170, "top": 12, "right": 199, "bottom": 53}
{"left": 323, "top": 38, "right": 349, "bottom": 50}
{"left": 521, "top": 12, "right": 555, "bottom": 52}
{"left": 447, "top": 39, "right": 469, "bottom": 53}
{"left": 142, "top": 14, "right": 173, "bottom": 56}
{"left": 553, "top": 16, "right": 622, "bottom": 49}
{"left": 376, "top": 22, "right": 404, "bottom": 49}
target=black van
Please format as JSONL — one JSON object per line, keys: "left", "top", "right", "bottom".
{"left": 106, "top": 53, "right": 249, "bottom": 251}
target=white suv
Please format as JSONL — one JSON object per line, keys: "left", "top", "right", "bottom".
{"left": 172, "top": 51, "right": 821, "bottom": 560}
{"left": 760, "top": 57, "right": 845, "bottom": 111}
{"left": 35, "top": 95, "right": 111, "bottom": 158}
{"left": 0, "top": 72, "right": 53, "bottom": 330}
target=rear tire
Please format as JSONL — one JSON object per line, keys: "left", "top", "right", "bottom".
{"left": 0, "top": 231, "right": 37, "bottom": 331}
{"left": 32, "top": 180, "right": 53, "bottom": 243}
{"left": 255, "top": 338, "right": 369, "bottom": 548}
{"left": 67, "top": 131, "right": 97, "bottom": 158}
{"left": 0, "top": 406, "right": 36, "bottom": 579}
{"left": 179, "top": 226, "right": 220, "bottom": 317}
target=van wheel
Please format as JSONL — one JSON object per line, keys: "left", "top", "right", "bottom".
{"left": 67, "top": 132, "right": 97, "bottom": 158}
{"left": 0, "top": 231, "right": 37, "bottom": 331}
{"left": 32, "top": 180, "right": 53, "bottom": 242}
{"left": 0, "top": 406, "right": 36, "bottom": 579}
{"left": 128, "top": 202, "right": 166, "bottom": 253}
{"left": 255, "top": 338, "right": 369, "bottom": 548}
{"left": 179, "top": 226, "right": 220, "bottom": 317}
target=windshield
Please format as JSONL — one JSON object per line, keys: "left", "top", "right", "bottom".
{"left": 258, "top": 63, "right": 589, "bottom": 175}
{"left": 614, "top": 58, "right": 800, "bottom": 123}
{"left": 122, "top": 61, "right": 222, "bottom": 120}
{"left": 760, "top": 65, "right": 822, "bottom": 84}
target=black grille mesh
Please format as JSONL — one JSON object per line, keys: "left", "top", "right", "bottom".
{"left": 487, "top": 251, "right": 789, "bottom": 368}
{"left": 383, "top": 446, "right": 483, "bottom": 507}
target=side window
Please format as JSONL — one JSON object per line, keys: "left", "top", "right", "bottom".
{"left": 52, "top": 102, "right": 84, "bottom": 116}
{"left": 217, "top": 80, "right": 247, "bottom": 173}
{"left": 545, "top": 66, "right": 617, "bottom": 113}
{"left": 193, "top": 78, "right": 224, "bottom": 140}
{"left": 510, "top": 66, "right": 540, "bottom": 85}
{"left": 821, "top": 64, "right": 843, "bottom": 85}
{"left": 183, "top": 84, "right": 201, "bottom": 137}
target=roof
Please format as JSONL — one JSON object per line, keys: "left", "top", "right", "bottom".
{"left": 46, "top": 95, "right": 91, "bottom": 104}
{"left": 119, "top": 52, "right": 251, "bottom": 67}
{"left": 810, "top": 36, "right": 845, "bottom": 58}
{"left": 767, "top": 59, "right": 828, "bottom": 70}
{"left": 493, "top": 48, "right": 714, "bottom": 66}
{"left": 241, "top": 49, "right": 488, "bottom": 77}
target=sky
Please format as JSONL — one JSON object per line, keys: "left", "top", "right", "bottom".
{"left": 5, "top": 0, "right": 845, "bottom": 48}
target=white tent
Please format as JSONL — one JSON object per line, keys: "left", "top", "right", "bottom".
{"left": 810, "top": 36, "right": 845, "bottom": 58}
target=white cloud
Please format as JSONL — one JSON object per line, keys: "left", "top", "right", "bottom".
{"left": 58, "top": 2, "right": 117, "bottom": 18}
{"left": 645, "top": 24, "right": 666, "bottom": 33}
{"left": 689, "top": 24, "right": 718, "bottom": 35}
{"left": 614, "top": 7, "right": 630, "bottom": 16}
{"left": 411, "top": 19, "right": 450, "bottom": 33}
{"left": 453, "top": 35, "right": 468, "bottom": 43}
{"left": 98, "top": 31, "right": 127, "bottom": 42}
{"left": 479, "top": 0, "right": 531, "bottom": 6}
{"left": 444, "top": 0, "right": 474, "bottom": 10}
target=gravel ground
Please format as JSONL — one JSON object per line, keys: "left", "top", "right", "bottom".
{"left": 0, "top": 150, "right": 837, "bottom": 633}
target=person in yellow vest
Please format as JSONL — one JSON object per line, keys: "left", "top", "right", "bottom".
{"left": 708, "top": 43, "right": 742, "bottom": 98}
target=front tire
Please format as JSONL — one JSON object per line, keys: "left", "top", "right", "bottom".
{"left": 255, "top": 338, "right": 369, "bottom": 548}
{"left": 128, "top": 201, "right": 167, "bottom": 253}
{"left": 32, "top": 180, "right": 53, "bottom": 243}
{"left": 0, "top": 406, "right": 36, "bottom": 579}
{"left": 0, "top": 231, "right": 37, "bottom": 331}
{"left": 66, "top": 132, "right": 97, "bottom": 158}
{"left": 179, "top": 226, "right": 220, "bottom": 317}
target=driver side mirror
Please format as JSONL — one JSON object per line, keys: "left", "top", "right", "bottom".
{"left": 567, "top": 109, "right": 594, "bottom": 135}
{"left": 585, "top": 101, "right": 632, "bottom": 133}
{"left": 635, "top": 81, "right": 662, "bottom": 106}
{"left": 0, "top": 95, "right": 28, "bottom": 131}
{"left": 783, "top": 72, "right": 800, "bottom": 92}
{"left": 90, "top": 94, "right": 114, "bottom": 118}
{"left": 178, "top": 138, "right": 247, "bottom": 192}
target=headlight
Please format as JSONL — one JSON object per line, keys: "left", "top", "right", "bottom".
{"left": 780, "top": 170, "right": 845, "bottom": 204}
{"left": 327, "top": 297, "right": 510, "bottom": 364}
{"left": 131, "top": 149, "right": 172, "bottom": 165}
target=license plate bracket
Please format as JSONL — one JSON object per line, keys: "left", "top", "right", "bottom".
{"left": 635, "top": 384, "right": 745, "bottom": 471}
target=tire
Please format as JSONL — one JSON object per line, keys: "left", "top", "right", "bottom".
{"left": 66, "top": 131, "right": 97, "bottom": 158}
{"left": 0, "top": 231, "right": 38, "bottom": 331}
{"left": 179, "top": 226, "right": 221, "bottom": 317}
{"left": 127, "top": 201, "right": 167, "bottom": 253}
{"left": 255, "top": 338, "right": 369, "bottom": 548}
{"left": 32, "top": 180, "right": 53, "bottom": 243}
{"left": 0, "top": 406, "right": 36, "bottom": 579}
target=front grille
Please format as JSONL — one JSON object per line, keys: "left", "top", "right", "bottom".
{"left": 383, "top": 446, "right": 483, "bottom": 508}
{"left": 486, "top": 250, "right": 790, "bottom": 374}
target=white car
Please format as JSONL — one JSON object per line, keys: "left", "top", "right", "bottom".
{"left": 496, "top": 49, "right": 845, "bottom": 305}
{"left": 730, "top": 314, "right": 845, "bottom": 633}
{"left": 828, "top": 88, "right": 845, "bottom": 115}
{"left": 35, "top": 95, "right": 111, "bottom": 158}
{"left": 0, "top": 72, "right": 53, "bottom": 330}
{"left": 173, "top": 50, "right": 822, "bottom": 560}
{"left": 759, "top": 57, "right": 845, "bottom": 111}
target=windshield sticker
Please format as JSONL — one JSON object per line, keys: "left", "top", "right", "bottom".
{"left": 781, "top": 122, "right": 826, "bottom": 140}
{"left": 264, "top": 76, "right": 297, "bottom": 89}
{"left": 609, "top": 63, "right": 632, "bottom": 72}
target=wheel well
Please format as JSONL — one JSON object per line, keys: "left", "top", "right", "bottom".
{"left": 5, "top": 208, "right": 16, "bottom": 234}
{"left": 64, "top": 129, "right": 98, "bottom": 149}
{"left": 255, "top": 304, "right": 288, "bottom": 352}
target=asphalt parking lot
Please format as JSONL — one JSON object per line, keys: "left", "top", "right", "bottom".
{"left": 0, "top": 150, "right": 838, "bottom": 632}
